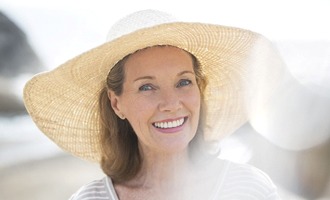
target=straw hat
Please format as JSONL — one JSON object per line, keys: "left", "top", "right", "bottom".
{"left": 23, "top": 10, "right": 285, "bottom": 162}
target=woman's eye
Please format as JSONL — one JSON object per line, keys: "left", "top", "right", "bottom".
{"left": 139, "top": 84, "right": 154, "bottom": 91}
{"left": 177, "top": 79, "right": 192, "bottom": 88}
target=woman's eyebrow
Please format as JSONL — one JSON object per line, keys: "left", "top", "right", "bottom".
{"left": 178, "top": 70, "right": 195, "bottom": 76}
{"left": 133, "top": 76, "right": 155, "bottom": 82}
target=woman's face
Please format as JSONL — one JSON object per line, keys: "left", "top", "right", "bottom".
{"left": 110, "top": 46, "right": 201, "bottom": 154}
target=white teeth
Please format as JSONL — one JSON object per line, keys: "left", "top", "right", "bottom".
{"left": 154, "top": 118, "right": 185, "bottom": 129}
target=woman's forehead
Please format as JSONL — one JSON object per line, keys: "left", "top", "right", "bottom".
{"left": 123, "top": 46, "right": 195, "bottom": 77}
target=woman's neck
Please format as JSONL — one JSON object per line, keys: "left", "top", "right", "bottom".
{"left": 128, "top": 147, "right": 194, "bottom": 190}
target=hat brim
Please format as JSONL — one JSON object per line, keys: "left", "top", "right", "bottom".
{"left": 23, "top": 22, "right": 285, "bottom": 162}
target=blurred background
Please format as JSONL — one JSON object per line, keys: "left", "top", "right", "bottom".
{"left": 0, "top": 0, "right": 329, "bottom": 199}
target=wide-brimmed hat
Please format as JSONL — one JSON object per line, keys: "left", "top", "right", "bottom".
{"left": 23, "top": 10, "right": 285, "bottom": 162}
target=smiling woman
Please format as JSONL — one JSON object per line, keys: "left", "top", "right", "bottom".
{"left": 99, "top": 45, "right": 208, "bottom": 183}
{"left": 23, "top": 10, "right": 284, "bottom": 199}
{"left": 106, "top": 45, "right": 202, "bottom": 175}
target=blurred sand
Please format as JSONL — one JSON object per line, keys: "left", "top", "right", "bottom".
{"left": 0, "top": 154, "right": 104, "bottom": 200}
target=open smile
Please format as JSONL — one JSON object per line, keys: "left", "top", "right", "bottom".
{"left": 152, "top": 117, "right": 187, "bottom": 129}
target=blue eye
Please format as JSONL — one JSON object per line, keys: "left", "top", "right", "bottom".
{"left": 139, "top": 84, "right": 154, "bottom": 91}
{"left": 177, "top": 79, "right": 192, "bottom": 88}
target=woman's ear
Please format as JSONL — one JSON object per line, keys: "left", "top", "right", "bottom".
{"left": 108, "top": 90, "right": 125, "bottom": 119}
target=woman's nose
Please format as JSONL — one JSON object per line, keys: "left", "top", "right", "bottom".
{"left": 158, "top": 90, "right": 182, "bottom": 112}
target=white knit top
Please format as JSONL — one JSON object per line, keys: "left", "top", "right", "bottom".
{"left": 69, "top": 160, "right": 281, "bottom": 200}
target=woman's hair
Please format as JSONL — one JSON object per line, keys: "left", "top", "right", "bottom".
{"left": 99, "top": 46, "right": 208, "bottom": 182}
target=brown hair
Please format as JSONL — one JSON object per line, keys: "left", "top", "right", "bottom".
{"left": 99, "top": 46, "right": 208, "bottom": 182}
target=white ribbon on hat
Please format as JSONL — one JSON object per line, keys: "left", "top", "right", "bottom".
{"left": 106, "top": 10, "right": 176, "bottom": 42}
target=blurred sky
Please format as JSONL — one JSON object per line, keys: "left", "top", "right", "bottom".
{"left": 1, "top": 0, "right": 330, "bottom": 69}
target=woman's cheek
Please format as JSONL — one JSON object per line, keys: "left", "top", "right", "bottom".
{"left": 128, "top": 95, "right": 156, "bottom": 113}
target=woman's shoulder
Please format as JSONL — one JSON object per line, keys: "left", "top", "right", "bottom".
{"left": 215, "top": 159, "right": 281, "bottom": 199}
{"left": 69, "top": 177, "right": 118, "bottom": 200}
{"left": 224, "top": 160, "right": 275, "bottom": 184}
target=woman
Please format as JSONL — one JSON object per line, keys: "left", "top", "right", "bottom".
{"left": 24, "top": 10, "right": 284, "bottom": 199}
